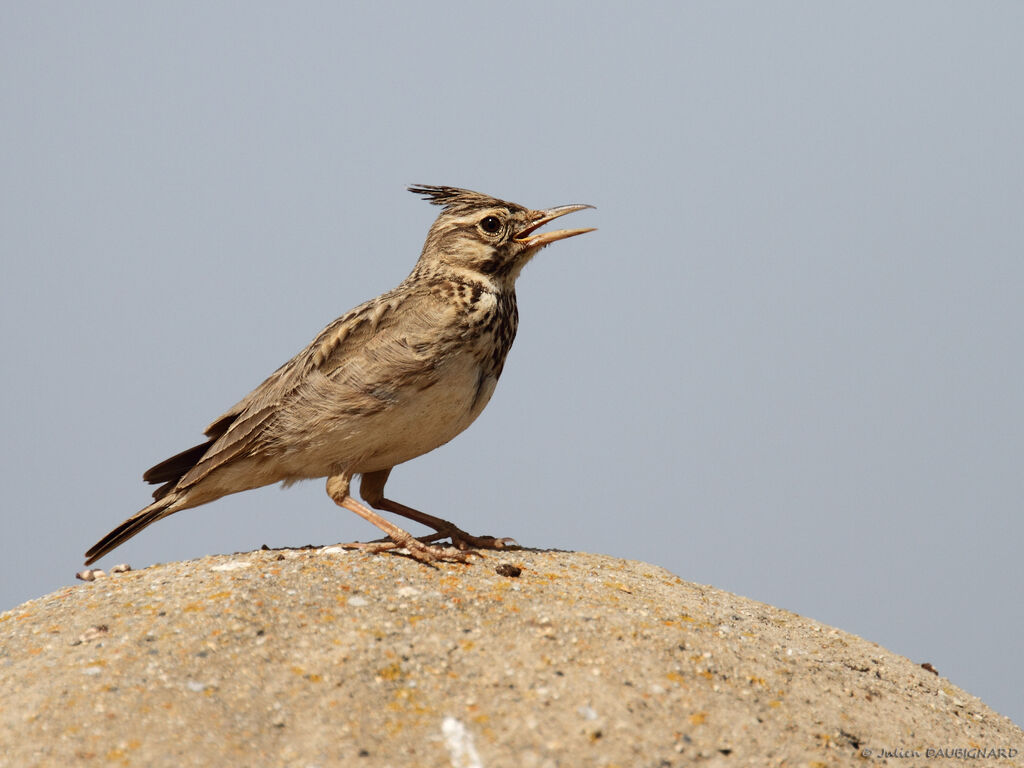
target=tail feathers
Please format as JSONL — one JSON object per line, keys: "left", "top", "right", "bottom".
{"left": 83, "top": 500, "right": 174, "bottom": 566}
{"left": 143, "top": 440, "right": 214, "bottom": 491}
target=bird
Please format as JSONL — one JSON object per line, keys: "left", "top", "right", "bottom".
{"left": 85, "top": 185, "right": 594, "bottom": 566}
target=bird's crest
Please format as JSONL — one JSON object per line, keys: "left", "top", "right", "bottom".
{"left": 408, "top": 185, "right": 516, "bottom": 215}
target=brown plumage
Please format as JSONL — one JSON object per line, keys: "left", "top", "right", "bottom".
{"left": 85, "top": 185, "right": 594, "bottom": 565}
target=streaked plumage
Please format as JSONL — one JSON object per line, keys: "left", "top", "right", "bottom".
{"left": 85, "top": 185, "right": 593, "bottom": 565}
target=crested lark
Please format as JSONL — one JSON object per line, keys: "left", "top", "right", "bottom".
{"left": 85, "top": 185, "right": 594, "bottom": 565}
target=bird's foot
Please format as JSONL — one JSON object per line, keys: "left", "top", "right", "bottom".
{"left": 364, "top": 527, "right": 517, "bottom": 553}
{"left": 408, "top": 520, "right": 517, "bottom": 551}
{"left": 445, "top": 529, "right": 518, "bottom": 551}
{"left": 341, "top": 534, "right": 477, "bottom": 564}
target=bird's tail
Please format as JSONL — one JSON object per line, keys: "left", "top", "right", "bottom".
{"left": 83, "top": 499, "right": 176, "bottom": 566}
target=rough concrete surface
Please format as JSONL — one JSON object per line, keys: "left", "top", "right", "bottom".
{"left": 0, "top": 548, "right": 1020, "bottom": 767}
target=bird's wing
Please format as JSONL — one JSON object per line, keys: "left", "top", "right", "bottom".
{"left": 168, "top": 287, "right": 452, "bottom": 491}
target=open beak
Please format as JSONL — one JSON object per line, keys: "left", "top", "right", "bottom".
{"left": 514, "top": 204, "right": 596, "bottom": 248}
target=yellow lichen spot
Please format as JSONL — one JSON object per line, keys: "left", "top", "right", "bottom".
{"left": 699, "top": 670, "right": 713, "bottom": 680}
{"left": 679, "top": 615, "right": 696, "bottom": 622}
{"left": 688, "top": 712, "right": 707, "bottom": 725}
{"left": 768, "top": 700, "right": 782, "bottom": 708}
{"left": 603, "top": 580, "right": 630, "bottom": 592}
{"left": 206, "top": 591, "right": 232, "bottom": 601}
{"left": 305, "top": 674, "right": 322, "bottom": 683}
{"left": 666, "top": 672, "right": 685, "bottom": 685}
{"left": 290, "top": 665, "right": 305, "bottom": 676}
{"left": 748, "top": 676, "right": 766, "bottom": 686}
{"left": 387, "top": 687, "right": 428, "bottom": 716}
{"left": 181, "top": 602, "right": 205, "bottom": 613}
{"left": 377, "top": 662, "right": 403, "bottom": 681}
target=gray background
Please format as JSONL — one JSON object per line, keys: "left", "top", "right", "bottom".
{"left": 2, "top": 2, "right": 1021, "bottom": 727}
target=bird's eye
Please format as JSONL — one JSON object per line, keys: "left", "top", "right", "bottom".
{"left": 479, "top": 215, "right": 502, "bottom": 235}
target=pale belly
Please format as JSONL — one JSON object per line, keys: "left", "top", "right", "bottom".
{"left": 280, "top": 353, "right": 500, "bottom": 477}
{"left": 353, "top": 360, "right": 498, "bottom": 472}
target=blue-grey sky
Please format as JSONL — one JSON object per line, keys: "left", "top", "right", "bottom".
{"left": 2, "top": 3, "right": 1021, "bottom": 726}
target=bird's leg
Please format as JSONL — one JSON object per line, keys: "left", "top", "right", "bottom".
{"left": 359, "top": 469, "right": 518, "bottom": 551}
{"left": 326, "top": 474, "right": 470, "bottom": 563}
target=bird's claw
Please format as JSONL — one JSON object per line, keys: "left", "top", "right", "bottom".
{"left": 340, "top": 537, "right": 479, "bottom": 564}
{"left": 453, "top": 534, "right": 517, "bottom": 550}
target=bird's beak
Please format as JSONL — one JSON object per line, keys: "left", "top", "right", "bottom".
{"left": 514, "top": 204, "right": 596, "bottom": 248}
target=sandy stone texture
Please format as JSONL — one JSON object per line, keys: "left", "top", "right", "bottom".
{"left": 0, "top": 549, "right": 1020, "bottom": 767}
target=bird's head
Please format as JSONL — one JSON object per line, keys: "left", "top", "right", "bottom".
{"left": 409, "top": 185, "right": 594, "bottom": 284}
